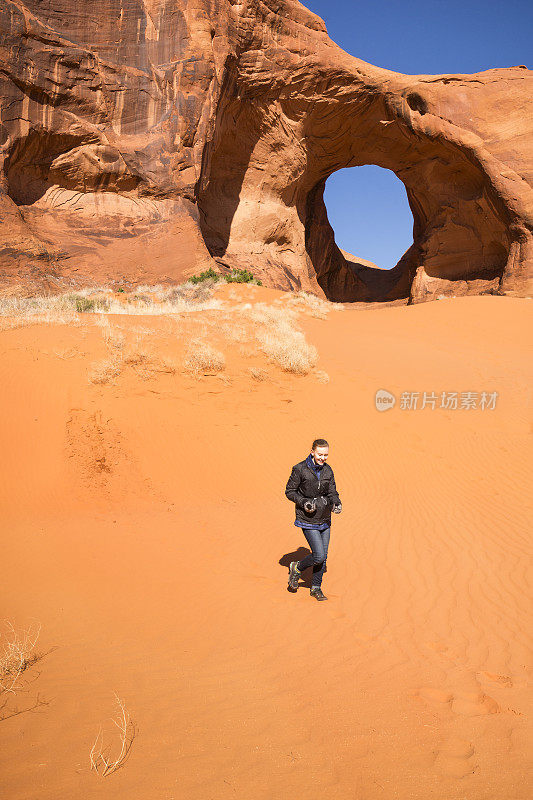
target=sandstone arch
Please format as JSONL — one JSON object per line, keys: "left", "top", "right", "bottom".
{"left": 196, "top": 51, "right": 530, "bottom": 302}
{"left": 0, "top": 0, "right": 531, "bottom": 301}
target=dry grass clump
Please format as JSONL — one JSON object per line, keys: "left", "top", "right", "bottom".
{"left": 89, "top": 322, "right": 177, "bottom": 384}
{"left": 238, "top": 302, "right": 318, "bottom": 375}
{"left": 88, "top": 317, "right": 125, "bottom": 384}
{"left": 159, "top": 279, "right": 218, "bottom": 304}
{"left": 113, "top": 280, "right": 222, "bottom": 315}
{"left": 0, "top": 295, "right": 79, "bottom": 329}
{"left": 88, "top": 356, "right": 122, "bottom": 385}
{"left": 240, "top": 301, "right": 297, "bottom": 328}
{"left": 90, "top": 694, "right": 136, "bottom": 777}
{"left": 94, "top": 316, "right": 126, "bottom": 350}
{"left": 249, "top": 367, "right": 269, "bottom": 381}
{"left": 0, "top": 621, "right": 41, "bottom": 697}
{"left": 123, "top": 348, "right": 177, "bottom": 380}
{"left": 183, "top": 338, "right": 225, "bottom": 376}
{"left": 285, "top": 291, "right": 344, "bottom": 318}
{"left": 121, "top": 329, "right": 177, "bottom": 379}
{"left": 256, "top": 325, "right": 318, "bottom": 375}
{"left": 106, "top": 328, "right": 126, "bottom": 350}
{"left": 70, "top": 295, "right": 110, "bottom": 313}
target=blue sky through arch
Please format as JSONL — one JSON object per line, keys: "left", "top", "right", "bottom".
{"left": 324, "top": 167, "right": 414, "bottom": 269}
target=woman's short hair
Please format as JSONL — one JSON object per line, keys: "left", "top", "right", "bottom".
{"left": 312, "top": 438, "right": 329, "bottom": 450}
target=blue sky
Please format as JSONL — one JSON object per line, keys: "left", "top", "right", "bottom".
{"left": 303, "top": 0, "right": 532, "bottom": 268}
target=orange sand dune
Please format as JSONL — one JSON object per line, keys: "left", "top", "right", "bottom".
{"left": 0, "top": 287, "right": 532, "bottom": 799}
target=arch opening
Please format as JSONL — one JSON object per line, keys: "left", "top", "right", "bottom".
{"left": 323, "top": 166, "right": 414, "bottom": 271}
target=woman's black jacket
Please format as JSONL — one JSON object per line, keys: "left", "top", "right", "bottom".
{"left": 285, "top": 459, "right": 341, "bottom": 526}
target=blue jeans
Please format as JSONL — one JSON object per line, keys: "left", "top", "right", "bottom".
{"left": 297, "top": 527, "right": 330, "bottom": 587}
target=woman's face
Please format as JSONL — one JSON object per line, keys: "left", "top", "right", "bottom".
{"left": 312, "top": 446, "right": 329, "bottom": 465}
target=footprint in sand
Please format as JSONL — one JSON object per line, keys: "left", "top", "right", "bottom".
{"left": 451, "top": 691, "right": 499, "bottom": 716}
{"left": 417, "top": 687, "right": 499, "bottom": 716}
{"left": 480, "top": 671, "right": 514, "bottom": 688}
{"left": 434, "top": 738, "right": 477, "bottom": 778}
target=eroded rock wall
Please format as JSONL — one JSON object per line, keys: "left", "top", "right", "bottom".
{"left": 0, "top": 0, "right": 531, "bottom": 301}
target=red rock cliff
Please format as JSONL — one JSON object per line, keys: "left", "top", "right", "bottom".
{"left": 0, "top": 0, "right": 532, "bottom": 301}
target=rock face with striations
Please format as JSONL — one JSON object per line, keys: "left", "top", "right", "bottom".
{"left": 0, "top": 0, "right": 532, "bottom": 302}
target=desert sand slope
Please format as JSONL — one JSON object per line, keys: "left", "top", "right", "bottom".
{"left": 0, "top": 287, "right": 532, "bottom": 799}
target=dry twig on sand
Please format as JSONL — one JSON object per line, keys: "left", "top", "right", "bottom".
{"left": 0, "top": 621, "right": 41, "bottom": 696}
{"left": 0, "top": 621, "right": 43, "bottom": 720}
{"left": 90, "top": 694, "right": 136, "bottom": 777}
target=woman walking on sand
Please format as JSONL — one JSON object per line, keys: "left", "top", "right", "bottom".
{"left": 285, "top": 438, "right": 342, "bottom": 601}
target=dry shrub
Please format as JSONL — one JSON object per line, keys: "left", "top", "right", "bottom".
{"left": 106, "top": 328, "right": 126, "bottom": 350}
{"left": 285, "top": 291, "right": 344, "bottom": 318}
{"left": 0, "top": 621, "right": 41, "bottom": 697}
{"left": 88, "top": 357, "right": 122, "bottom": 385}
{"left": 119, "top": 280, "right": 221, "bottom": 314}
{"left": 153, "top": 279, "right": 218, "bottom": 304}
{"left": 123, "top": 348, "right": 177, "bottom": 380}
{"left": 240, "top": 301, "right": 297, "bottom": 329}
{"left": 231, "top": 301, "right": 320, "bottom": 375}
{"left": 256, "top": 325, "right": 318, "bottom": 374}
{"left": 315, "top": 370, "right": 330, "bottom": 383}
{"left": 90, "top": 694, "right": 136, "bottom": 777}
{"left": 183, "top": 338, "right": 225, "bottom": 376}
{"left": 249, "top": 367, "right": 269, "bottom": 381}
{"left": 241, "top": 304, "right": 316, "bottom": 374}
{"left": 88, "top": 318, "right": 125, "bottom": 384}
{"left": 90, "top": 322, "right": 177, "bottom": 383}
{"left": 95, "top": 316, "right": 126, "bottom": 350}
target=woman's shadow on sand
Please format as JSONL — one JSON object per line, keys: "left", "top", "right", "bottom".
{"left": 279, "top": 548, "right": 327, "bottom": 590}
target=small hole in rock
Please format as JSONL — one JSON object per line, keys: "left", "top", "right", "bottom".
{"left": 406, "top": 92, "right": 428, "bottom": 115}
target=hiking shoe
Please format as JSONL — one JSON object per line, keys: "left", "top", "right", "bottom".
{"left": 288, "top": 561, "right": 301, "bottom": 592}
{"left": 310, "top": 586, "right": 327, "bottom": 601}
